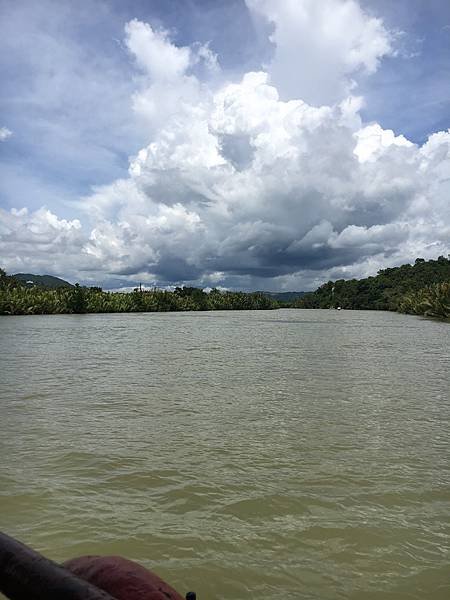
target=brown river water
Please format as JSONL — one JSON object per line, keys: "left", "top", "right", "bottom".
{"left": 1, "top": 309, "right": 449, "bottom": 599}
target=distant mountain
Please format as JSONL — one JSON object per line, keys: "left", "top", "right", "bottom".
{"left": 259, "top": 291, "right": 306, "bottom": 302}
{"left": 13, "top": 273, "right": 73, "bottom": 289}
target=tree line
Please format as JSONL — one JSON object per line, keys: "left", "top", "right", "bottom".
{"left": 1, "top": 257, "right": 449, "bottom": 319}
{"left": 0, "top": 270, "right": 278, "bottom": 314}
{"left": 294, "top": 256, "right": 450, "bottom": 320}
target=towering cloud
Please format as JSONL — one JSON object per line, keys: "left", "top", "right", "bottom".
{"left": 245, "top": 0, "right": 393, "bottom": 104}
{"left": 1, "top": 1, "right": 449, "bottom": 289}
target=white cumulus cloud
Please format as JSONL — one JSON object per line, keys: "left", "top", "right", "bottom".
{"left": 1, "top": 5, "right": 449, "bottom": 290}
{"left": 246, "top": 0, "right": 393, "bottom": 105}
{"left": 74, "top": 61, "right": 450, "bottom": 288}
{"left": 0, "top": 207, "right": 86, "bottom": 277}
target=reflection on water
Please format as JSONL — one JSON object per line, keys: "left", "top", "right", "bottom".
{"left": 1, "top": 309, "right": 449, "bottom": 599}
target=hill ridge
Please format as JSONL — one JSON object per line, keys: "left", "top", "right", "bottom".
{"left": 13, "top": 273, "right": 73, "bottom": 289}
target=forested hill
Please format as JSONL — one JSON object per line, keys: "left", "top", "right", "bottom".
{"left": 295, "top": 256, "right": 450, "bottom": 311}
{"left": 13, "top": 273, "right": 73, "bottom": 289}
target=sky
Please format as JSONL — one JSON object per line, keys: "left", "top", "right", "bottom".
{"left": 0, "top": 0, "right": 449, "bottom": 291}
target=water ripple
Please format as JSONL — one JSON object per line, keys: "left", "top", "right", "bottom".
{"left": 1, "top": 310, "right": 449, "bottom": 599}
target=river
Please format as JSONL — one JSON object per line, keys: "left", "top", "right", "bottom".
{"left": 1, "top": 309, "right": 449, "bottom": 599}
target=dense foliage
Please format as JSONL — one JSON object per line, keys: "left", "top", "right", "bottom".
{"left": 398, "top": 282, "right": 450, "bottom": 320}
{"left": 2, "top": 257, "right": 449, "bottom": 319}
{"left": 295, "top": 256, "right": 450, "bottom": 315}
{"left": 0, "top": 272, "right": 278, "bottom": 315}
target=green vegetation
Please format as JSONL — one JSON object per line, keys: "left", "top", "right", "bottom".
{"left": 1, "top": 257, "right": 449, "bottom": 319}
{"left": 0, "top": 270, "right": 277, "bottom": 315}
{"left": 295, "top": 256, "right": 450, "bottom": 319}
{"left": 398, "top": 282, "right": 450, "bottom": 320}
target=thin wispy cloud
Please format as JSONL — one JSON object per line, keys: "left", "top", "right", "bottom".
{"left": 0, "top": 127, "right": 12, "bottom": 141}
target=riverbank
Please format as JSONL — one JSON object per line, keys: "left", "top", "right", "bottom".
{"left": 0, "top": 285, "right": 278, "bottom": 315}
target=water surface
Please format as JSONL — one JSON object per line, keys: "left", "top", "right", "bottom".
{"left": 1, "top": 310, "right": 449, "bottom": 599}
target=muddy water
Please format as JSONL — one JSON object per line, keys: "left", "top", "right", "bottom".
{"left": 1, "top": 310, "right": 449, "bottom": 599}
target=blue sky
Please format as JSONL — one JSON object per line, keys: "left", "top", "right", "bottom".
{"left": 0, "top": 0, "right": 449, "bottom": 290}
{"left": 359, "top": 0, "right": 450, "bottom": 142}
{"left": 0, "top": 0, "right": 271, "bottom": 216}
